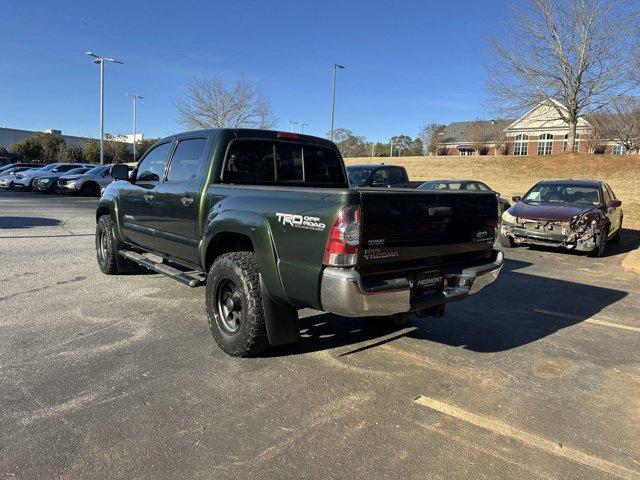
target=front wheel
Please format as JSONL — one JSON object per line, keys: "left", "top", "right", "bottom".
{"left": 498, "top": 232, "right": 515, "bottom": 248}
{"left": 206, "top": 252, "right": 269, "bottom": 357}
{"left": 95, "top": 215, "right": 138, "bottom": 274}
{"left": 589, "top": 226, "right": 609, "bottom": 258}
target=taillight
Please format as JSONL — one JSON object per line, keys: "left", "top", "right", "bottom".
{"left": 276, "top": 132, "right": 299, "bottom": 140}
{"left": 323, "top": 204, "right": 361, "bottom": 267}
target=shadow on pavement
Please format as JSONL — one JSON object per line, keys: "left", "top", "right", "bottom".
{"left": 270, "top": 258, "right": 628, "bottom": 356}
{"left": 0, "top": 216, "right": 61, "bottom": 229}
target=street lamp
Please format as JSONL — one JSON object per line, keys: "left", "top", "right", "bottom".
{"left": 126, "top": 93, "right": 143, "bottom": 161}
{"left": 85, "top": 51, "right": 124, "bottom": 164}
{"left": 301, "top": 123, "right": 309, "bottom": 134}
{"left": 288, "top": 120, "right": 299, "bottom": 132}
{"left": 329, "top": 64, "right": 345, "bottom": 142}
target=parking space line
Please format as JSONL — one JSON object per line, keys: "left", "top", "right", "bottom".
{"left": 413, "top": 395, "right": 640, "bottom": 480}
{"left": 534, "top": 309, "right": 640, "bottom": 333}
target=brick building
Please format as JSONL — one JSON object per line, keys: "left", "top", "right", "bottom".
{"left": 436, "top": 99, "right": 630, "bottom": 156}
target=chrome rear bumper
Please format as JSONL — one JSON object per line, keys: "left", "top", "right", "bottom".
{"left": 320, "top": 250, "right": 503, "bottom": 318}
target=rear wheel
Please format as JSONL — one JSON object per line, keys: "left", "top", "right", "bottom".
{"left": 206, "top": 252, "right": 269, "bottom": 357}
{"left": 81, "top": 182, "right": 100, "bottom": 196}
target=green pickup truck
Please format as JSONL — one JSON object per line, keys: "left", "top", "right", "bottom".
{"left": 95, "top": 129, "right": 503, "bottom": 356}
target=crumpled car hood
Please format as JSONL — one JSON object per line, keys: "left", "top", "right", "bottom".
{"left": 510, "top": 202, "right": 596, "bottom": 221}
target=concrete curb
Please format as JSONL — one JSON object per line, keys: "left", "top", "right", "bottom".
{"left": 622, "top": 247, "right": 640, "bottom": 274}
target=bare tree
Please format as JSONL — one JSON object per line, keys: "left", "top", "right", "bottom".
{"left": 489, "top": 120, "right": 510, "bottom": 155}
{"left": 177, "top": 75, "right": 275, "bottom": 129}
{"left": 419, "top": 123, "right": 445, "bottom": 155}
{"left": 468, "top": 120, "right": 491, "bottom": 155}
{"left": 489, "top": 0, "right": 637, "bottom": 152}
{"left": 593, "top": 96, "right": 640, "bottom": 153}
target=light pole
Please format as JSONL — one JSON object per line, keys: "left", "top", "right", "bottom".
{"left": 301, "top": 123, "right": 309, "bottom": 133}
{"left": 329, "top": 64, "right": 345, "bottom": 142}
{"left": 85, "top": 51, "right": 124, "bottom": 164}
{"left": 126, "top": 93, "right": 143, "bottom": 161}
{"left": 288, "top": 120, "right": 299, "bottom": 132}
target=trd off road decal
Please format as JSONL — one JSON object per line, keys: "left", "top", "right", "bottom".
{"left": 275, "top": 212, "right": 326, "bottom": 231}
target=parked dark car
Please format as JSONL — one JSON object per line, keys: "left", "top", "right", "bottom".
{"left": 500, "top": 179, "right": 623, "bottom": 257}
{"left": 33, "top": 166, "right": 93, "bottom": 193}
{"left": 418, "top": 179, "right": 511, "bottom": 214}
{"left": 346, "top": 164, "right": 422, "bottom": 188}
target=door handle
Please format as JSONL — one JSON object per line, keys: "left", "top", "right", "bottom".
{"left": 180, "top": 196, "right": 194, "bottom": 206}
{"left": 144, "top": 193, "right": 153, "bottom": 202}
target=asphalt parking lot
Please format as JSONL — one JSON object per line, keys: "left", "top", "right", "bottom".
{"left": 1, "top": 191, "right": 639, "bottom": 480}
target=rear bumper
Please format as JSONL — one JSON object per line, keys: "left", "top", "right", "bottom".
{"left": 320, "top": 250, "right": 504, "bottom": 317}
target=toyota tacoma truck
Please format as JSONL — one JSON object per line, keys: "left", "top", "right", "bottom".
{"left": 96, "top": 129, "right": 503, "bottom": 357}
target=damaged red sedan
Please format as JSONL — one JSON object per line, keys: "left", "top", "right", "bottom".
{"left": 499, "top": 179, "right": 623, "bottom": 257}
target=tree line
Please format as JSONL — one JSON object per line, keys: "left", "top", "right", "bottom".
{"left": 10, "top": 132, "right": 157, "bottom": 164}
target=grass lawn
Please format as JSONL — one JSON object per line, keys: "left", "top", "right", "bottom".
{"left": 345, "top": 154, "right": 640, "bottom": 231}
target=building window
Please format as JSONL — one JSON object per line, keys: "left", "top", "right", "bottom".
{"left": 459, "top": 149, "right": 474, "bottom": 156}
{"left": 537, "top": 133, "right": 553, "bottom": 156}
{"left": 563, "top": 134, "right": 579, "bottom": 152}
{"left": 612, "top": 145, "right": 627, "bottom": 155}
{"left": 514, "top": 134, "right": 528, "bottom": 156}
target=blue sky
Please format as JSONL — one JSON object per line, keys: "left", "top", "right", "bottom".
{"left": 1, "top": 0, "right": 508, "bottom": 142}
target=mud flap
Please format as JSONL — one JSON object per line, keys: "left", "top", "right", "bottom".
{"left": 260, "top": 279, "right": 300, "bottom": 346}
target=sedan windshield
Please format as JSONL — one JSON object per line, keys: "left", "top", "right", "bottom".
{"left": 523, "top": 184, "right": 602, "bottom": 206}
{"left": 85, "top": 166, "right": 109, "bottom": 176}
{"left": 419, "top": 182, "right": 463, "bottom": 190}
{"left": 65, "top": 167, "right": 91, "bottom": 175}
{"left": 347, "top": 167, "right": 374, "bottom": 186}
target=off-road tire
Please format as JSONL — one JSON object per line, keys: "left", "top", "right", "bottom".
{"left": 96, "top": 215, "right": 121, "bottom": 274}
{"left": 206, "top": 252, "right": 269, "bottom": 357}
{"left": 498, "top": 232, "right": 515, "bottom": 248}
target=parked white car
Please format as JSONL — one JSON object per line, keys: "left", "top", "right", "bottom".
{"left": 0, "top": 166, "right": 39, "bottom": 189}
{"left": 57, "top": 165, "right": 116, "bottom": 195}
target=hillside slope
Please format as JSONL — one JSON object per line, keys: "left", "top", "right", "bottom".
{"left": 345, "top": 154, "right": 639, "bottom": 230}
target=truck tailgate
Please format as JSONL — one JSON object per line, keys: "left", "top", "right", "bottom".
{"left": 358, "top": 189, "right": 498, "bottom": 274}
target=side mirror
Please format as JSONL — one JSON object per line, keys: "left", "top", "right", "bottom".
{"left": 110, "top": 164, "right": 130, "bottom": 181}
{"left": 512, "top": 195, "right": 522, "bottom": 203}
{"left": 608, "top": 199, "right": 622, "bottom": 208}
{"left": 495, "top": 192, "right": 501, "bottom": 197}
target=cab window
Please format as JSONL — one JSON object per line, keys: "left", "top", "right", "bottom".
{"left": 166, "top": 138, "right": 208, "bottom": 183}
{"left": 137, "top": 143, "right": 172, "bottom": 182}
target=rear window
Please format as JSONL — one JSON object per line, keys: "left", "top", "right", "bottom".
{"left": 223, "top": 140, "right": 345, "bottom": 187}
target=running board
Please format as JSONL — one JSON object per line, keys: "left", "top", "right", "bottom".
{"left": 119, "top": 250, "right": 206, "bottom": 288}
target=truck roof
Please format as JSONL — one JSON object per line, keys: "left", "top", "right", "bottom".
{"left": 346, "top": 164, "right": 404, "bottom": 169}
{"left": 161, "top": 128, "right": 337, "bottom": 148}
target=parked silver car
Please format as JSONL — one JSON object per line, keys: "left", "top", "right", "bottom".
{"left": 57, "top": 165, "right": 116, "bottom": 196}
{"left": 0, "top": 166, "right": 39, "bottom": 190}
{"left": 13, "top": 163, "right": 89, "bottom": 191}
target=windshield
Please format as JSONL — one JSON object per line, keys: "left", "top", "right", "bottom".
{"left": 65, "top": 167, "right": 90, "bottom": 175}
{"left": 419, "top": 182, "right": 463, "bottom": 190}
{"left": 347, "top": 167, "right": 374, "bottom": 186}
{"left": 523, "top": 183, "right": 602, "bottom": 206}
{"left": 85, "top": 166, "right": 108, "bottom": 175}
{"left": 39, "top": 164, "right": 58, "bottom": 171}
